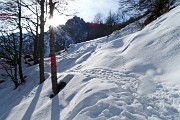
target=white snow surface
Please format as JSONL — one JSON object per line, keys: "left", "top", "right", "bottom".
{"left": 1, "top": 5, "right": 180, "bottom": 120}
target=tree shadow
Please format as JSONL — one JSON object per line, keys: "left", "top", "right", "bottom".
{"left": 50, "top": 74, "right": 75, "bottom": 119}
{"left": 0, "top": 90, "right": 25, "bottom": 120}
{"left": 51, "top": 95, "right": 62, "bottom": 120}
{"left": 22, "top": 84, "right": 43, "bottom": 120}
{"left": 0, "top": 81, "right": 39, "bottom": 120}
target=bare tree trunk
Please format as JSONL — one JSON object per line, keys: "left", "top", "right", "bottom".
{"left": 39, "top": 0, "right": 45, "bottom": 84}
{"left": 49, "top": 0, "right": 58, "bottom": 95}
{"left": 13, "top": 33, "right": 19, "bottom": 89}
{"left": 17, "top": 0, "right": 25, "bottom": 83}
{"left": 33, "top": 5, "right": 40, "bottom": 65}
{"left": 14, "top": 64, "right": 18, "bottom": 88}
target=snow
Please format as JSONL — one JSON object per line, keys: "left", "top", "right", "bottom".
{"left": 1, "top": 4, "right": 180, "bottom": 120}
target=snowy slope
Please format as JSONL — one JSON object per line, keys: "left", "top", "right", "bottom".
{"left": 1, "top": 5, "right": 180, "bottom": 120}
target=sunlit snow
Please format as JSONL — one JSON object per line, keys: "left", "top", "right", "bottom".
{"left": 1, "top": 4, "right": 180, "bottom": 120}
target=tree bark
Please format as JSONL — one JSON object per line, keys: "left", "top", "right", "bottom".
{"left": 39, "top": 0, "right": 45, "bottom": 84}
{"left": 49, "top": 0, "right": 58, "bottom": 95}
{"left": 33, "top": 5, "right": 40, "bottom": 65}
{"left": 13, "top": 33, "right": 19, "bottom": 89}
{"left": 17, "top": 0, "right": 25, "bottom": 83}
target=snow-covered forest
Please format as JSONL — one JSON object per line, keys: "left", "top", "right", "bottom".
{"left": 0, "top": 0, "right": 180, "bottom": 120}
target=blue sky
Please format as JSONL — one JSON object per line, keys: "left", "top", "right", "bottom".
{"left": 50, "top": 0, "right": 119, "bottom": 26}
{"left": 0, "top": 0, "right": 119, "bottom": 27}
{"left": 71, "top": 0, "right": 119, "bottom": 22}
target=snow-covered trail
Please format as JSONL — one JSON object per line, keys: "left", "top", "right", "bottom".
{"left": 58, "top": 45, "right": 180, "bottom": 120}
{"left": 57, "top": 5, "right": 180, "bottom": 119}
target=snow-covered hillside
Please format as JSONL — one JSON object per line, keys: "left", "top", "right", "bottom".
{"left": 1, "top": 4, "right": 180, "bottom": 120}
